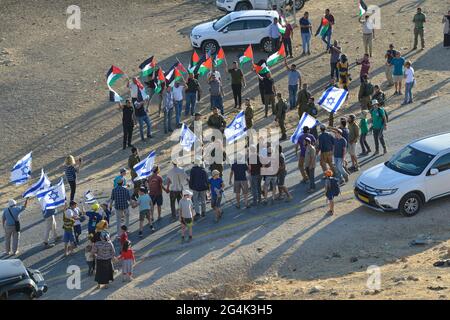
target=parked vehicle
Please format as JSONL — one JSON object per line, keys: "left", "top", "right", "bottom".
{"left": 354, "top": 132, "right": 450, "bottom": 217}
{"left": 190, "top": 10, "right": 279, "bottom": 54}
{"left": 0, "top": 259, "right": 48, "bottom": 300}
{"left": 216, "top": 0, "right": 307, "bottom": 12}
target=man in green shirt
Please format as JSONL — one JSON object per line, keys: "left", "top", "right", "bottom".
{"left": 369, "top": 99, "right": 387, "bottom": 155}
{"left": 413, "top": 7, "right": 426, "bottom": 50}
{"left": 275, "top": 93, "right": 288, "bottom": 141}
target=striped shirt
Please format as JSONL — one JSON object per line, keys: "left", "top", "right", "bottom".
{"left": 65, "top": 165, "right": 77, "bottom": 182}
{"left": 93, "top": 240, "right": 116, "bottom": 260}
{"left": 110, "top": 186, "right": 131, "bottom": 210}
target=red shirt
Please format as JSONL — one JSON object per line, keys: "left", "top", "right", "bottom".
{"left": 120, "top": 232, "right": 128, "bottom": 247}
{"left": 147, "top": 174, "right": 163, "bottom": 196}
{"left": 283, "top": 24, "right": 293, "bottom": 39}
{"left": 119, "top": 249, "right": 135, "bottom": 260}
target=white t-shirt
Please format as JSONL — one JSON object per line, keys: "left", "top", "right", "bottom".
{"left": 172, "top": 85, "right": 184, "bottom": 102}
{"left": 166, "top": 166, "right": 187, "bottom": 192}
{"left": 404, "top": 67, "right": 415, "bottom": 83}
{"left": 362, "top": 20, "right": 374, "bottom": 34}
{"left": 128, "top": 83, "right": 138, "bottom": 98}
{"left": 208, "top": 70, "right": 221, "bottom": 82}
{"left": 65, "top": 208, "right": 81, "bottom": 226}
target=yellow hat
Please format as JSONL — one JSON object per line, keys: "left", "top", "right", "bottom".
{"left": 91, "top": 203, "right": 100, "bottom": 211}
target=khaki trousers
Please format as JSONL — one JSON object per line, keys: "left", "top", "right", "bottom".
{"left": 4, "top": 225, "right": 20, "bottom": 253}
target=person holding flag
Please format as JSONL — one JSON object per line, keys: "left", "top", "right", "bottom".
{"left": 256, "top": 71, "right": 276, "bottom": 118}
{"left": 295, "top": 126, "right": 316, "bottom": 184}
{"left": 224, "top": 59, "right": 246, "bottom": 109}
{"left": 269, "top": 17, "right": 282, "bottom": 53}
{"left": 360, "top": 14, "right": 375, "bottom": 57}
{"left": 316, "top": 9, "right": 335, "bottom": 52}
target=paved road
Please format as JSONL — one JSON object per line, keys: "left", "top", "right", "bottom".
{"left": 1, "top": 94, "right": 449, "bottom": 299}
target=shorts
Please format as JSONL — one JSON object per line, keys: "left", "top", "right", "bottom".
{"left": 234, "top": 180, "right": 249, "bottom": 194}
{"left": 277, "top": 171, "right": 286, "bottom": 187}
{"left": 181, "top": 217, "right": 193, "bottom": 227}
{"left": 393, "top": 75, "right": 403, "bottom": 82}
{"left": 139, "top": 209, "right": 150, "bottom": 221}
{"left": 211, "top": 196, "right": 222, "bottom": 209}
{"left": 150, "top": 194, "right": 163, "bottom": 206}
{"left": 63, "top": 231, "right": 75, "bottom": 244}
{"left": 349, "top": 143, "right": 357, "bottom": 156}
{"left": 326, "top": 192, "right": 335, "bottom": 201}
{"left": 264, "top": 176, "right": 278, "bottom": 189}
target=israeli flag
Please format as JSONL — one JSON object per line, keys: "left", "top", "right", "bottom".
{"left": 10, "top": 152, "right": 32, "bottom": 185}
{"left": 318, "top": 87, "right": 348, "bottom": 113}
{"left": 23, "top": 169, "right": 51, "bottom": 198}
{"left": 291, "top": 113, "right": 319, "bottom": 144}
{"left": 224, "top": 111, "right": 247, "bottom": 144}
{"left": 180, "top": 124, "right": 197, "bottom": 151}
{"left": 36, "top": 178, "right": 66, "bottom": 210}
{"left": 84, "top": 190, "right": 97, "bottom": 204}
{"left": 133, "top": 151, "right": 156, "bottom": 181}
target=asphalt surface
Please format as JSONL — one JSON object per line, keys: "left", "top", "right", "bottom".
{"left": 1, "top": 94, "right": 450, "bottom": 299}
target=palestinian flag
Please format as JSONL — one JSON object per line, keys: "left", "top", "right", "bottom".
{"left": 359, "top": 0, "right": 368, "bottom": 17}
{"left": 239, "top": 45, "right": 253, "bottom": 67}
{"left": 316, "top": 17, "right": 330, "bottom": 37}
{"left": 168, "top": 68, "right": 184, "bottom": 87}
{"left": 133, "top": 77, "right": 149, "bottom": 102}
{"left": 139, "top": 56, "right": 157, "bottom": 78}
{"left": 109, "top": 90, "right": 122, "bottom": 102}
{"left": 278, "top": 23, "right": 286, "bottom": 35}
{"left": 214, "top": 47, "right": 225, "bottom": 67}
{"left": 188, "top": 51, "right": 200, "bottom": 73}
{"left": 176, "top": 60, "right": 188, "bottom": 75}
{"left": 267, "top": 42, "right": 286, "bottom": 67}
{"left": 154, "top": 68, "right": 166, "bottom": 94}
{"left": 198, "top": 57, "right": 213, "bottom": 77}
{"left": 253, "top": 62, "right": 270, "bottom": 75}
{"left": 106, "top": 65, "right": 124, "bottom": 87}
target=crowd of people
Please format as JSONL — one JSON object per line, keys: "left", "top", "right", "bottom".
{"left": 3, "top": 6, "right": 449, "bottom": 289}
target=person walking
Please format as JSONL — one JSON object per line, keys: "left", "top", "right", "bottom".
{"left": 347, "top": 114, "right": 360, "bottom": 171}
{"left": 42, "top": 208, "right": 60, "bottom": 248}
{"left": 118, "top": 100, "right": 135, "bottom": 150}
{"left": 303, "top": 137, "right": 317, "bottom": 192}
{"left": 248, "top": 145, "right": 262, "bottom": 207}
{"left": 261, "top": 146, "right": 279, "bottom": 206}
{"left": 324, "top": 169, "right": 340, "bottom": 216}
{"left": 391, "top": 51, "right": 405, "bottom": 95}
{"left": 128, "top": 147, "right": 141, "bottom": 199}
{"left": 225, "top": 60, "right": 246, "bottom": 109}
{"left": 372, "top": 85, "right": 386, "bottom": 107}
{"left": 412, "top": 7, "right": 426, "bottom": 50}
{"left": 329, "top": 40, "right": 341, "bottom": 80}
{"left": 284, "top": 59, "right": 301, "bottom": 110}
{"left": 257, "top": 72, "right": 276, "bottom": 118}
{"left": 134, "top": 100, "right": 152, "bottom": 141}
{"left": 208, "top": 73, "right": 224, "bottom": 115}
{"left": 229, "top": 157, "right": 250, "bottom": 209}
{"left": 295, "top": 126, "right": 316, "bottom": 184}
{"left": 163, "top": 85, "right": 174, "bottom": 133}
{"left": 402, "top": 60, "right": 415, "bottom": 105}
{"left": 172, "top": 81, "right": 185, "bottom": 128}
{"left": 117, "top": 240, "right": 136, "bottom": 282}
{"left": 276, "top": 145, "right": 293, "bottom": 201}
{"left": 384, "top": 44, "right": 398, "bottom": 86}
{"left": 179, "top": 190, "right": 195, "bottom": 242}
{"left": 3, "top": 198, "right": 28, "bottom": 255}
{"left": 244, "top": 98, "right": 254, "bottom": 129}
{"left": 443, "top": 11, "right": 450, "bottom": 48}
{"left": 275, "top": 93, "right": 288, "bottom": 141}
{"left": 147, "top": 166, "right": 164, "bottom": 221}
{"left": 358, "top": 74, "right": 374, "bottom": 111}
{"left": 369, "top": 99, "right": 388, "bottom": 155}
{"left": 131, "top": 187, "right": 154, "bottom": 237}
{"left": 297, "top": 83, "right": 311, "bottom": 118}
{"left": 359, "top": 111, "right": 371, "bottom": 156}
{"left": 166, "top": 161, "right": 188, "bottom": 221}
{"left": 282, "top": 20, "right": 294, "bottom": 58}
{"left": 360, "top": 14, "right": 375, "bottom": 57}
{"left": 185, "top": 72, "right": 201, "bottom": 116}
{"left": 317, "top": 9, "right": 335, "bottom": 51}
{"left": 269, "top": 17, "right": 282, "bottom": 53}
{"left": 299, "top": 11, "right": 312, "bottom": 55}
{"left": 189, "top": 159, "right": 209, "bottom": 217}
{"left": 64, "top": 155, "right": 81, "bottom": 202}
{"left": 92, "top": 232, "right": 116, "bottom": 289}
{"left": 209, "top": 170, "right": 224, "bottom": 222}
{"left": 109, "top": 178, "right": 131, "bottom": 239}
{"left": 331, "top": 128, "right": 349, "bottom": 184}
{"left": 356, "top": 53, "right": 371, "bottom": 83}
{"left": 317, "top": 124, "right": 335, "bottom": 174}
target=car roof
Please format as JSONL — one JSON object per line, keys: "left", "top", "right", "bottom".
{"left": 0, "top": 259, "right": 28, "bottom": 279}
{"left": 229, "top": 10, "right": 278, "bottom": 21}
{"left": 409, "top": 132, "right": 450, "bottom": 155}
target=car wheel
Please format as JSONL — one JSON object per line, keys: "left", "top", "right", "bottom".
{"left": 294, "top": 0, "right": 306, "bottom": 11}
{"left": 261, "top": 38, "right": 272, "bottom": 53}
{"left": 236, "top": 2, "right": 252, "bottom": 11}
{"left": 399, "top": 192, "right": 422, "bottom": 217}
{"left": 201, "top": 40, "right": 218, "bottom": 55}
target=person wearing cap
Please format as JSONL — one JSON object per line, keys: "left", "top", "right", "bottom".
{"left": 209, "top": 170, "right": 224, "bottom": 222}
{"left": 110, "top": 178, "right": 131, "bottom": 239}
{"left": 371, "top": 85, "right": 386, "bottom": 108}
{"left": 369, "top": 99, "right": 388, "bottom": 155}
{"left": 295, "top": 126, "right": 316, "bottom": 184}
{"left": 2, "top": 198, "right": 28, "bottom": 255}
{"left": 173, "top": 80, "right": 186, "bottom": 128}
{"left": 207, "top": 107, "right": 226, "bottom": 132}
{"left": 275, "top": 93, "right": 288, "bottom": 141}
{"left": 303, "top": 137, "right": 317, "bottom": 192}
{"left": 147, "top": 166, "right": 164, "bottom": 221}
{"left": 163, "top": 85, "right": 174, "bottom": 133}
{"left": 225, "top": 60, "right": 246, "bottom": 109}
{"left": 384, "top": 44, "right": 398, "bottom": 86}
{"left": 42, "top": 208, "right": 61, "bottom": 248}
{"left": 359, "top": 111, "right": 371, "bottom": 155}
{"left": 131, "top": 187, "right": 154, "bottom": 237}
{"left": 179, "top": 190, "right": 195, "bottom": 242}
{"left": 360, "top": 14, "right": 375, "bottom": 57}
{"left": 85, "top": 203, "right": 103, "bottom": 236}
{"left": 189, "top": 158, "right": 209, "bottom": 217}
{"left": 166, "top": 161, "right": 188, "bottom": 221}
{"left": 317, "top": 124, "right": 335, "bottom": 174}
{"left": 331, "top": 128, "right": 349, "bottom": 184}
{"left": 114, "top": 168, "right": 128, "bottom": 188}
{"left": 347, "top": 114, "right": 360, "bottom": 171}
{"left": 358, "top": 74, "right": 374, "bottom": 111}
{"left": 244, "top": 98, "right": 254, "bottom": 129}
{"left": 185, "top": 72, "right": 201, "bottom": 116}
{"left": 208, "top": 73, "right": 224, "bottom": 115}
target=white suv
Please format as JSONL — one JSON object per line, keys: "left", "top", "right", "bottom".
{"left": 216, "top": 0, "right": 306, "bottom": 12}
{"left": 190, "top": 10, "right": 278, "bottom": 54}
{"left": 354, "top": 132, "right": 450, "bottom": 216}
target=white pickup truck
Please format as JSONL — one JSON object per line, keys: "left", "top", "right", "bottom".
{"left": 216, "top": 0, "right": 307, "bottom": 12}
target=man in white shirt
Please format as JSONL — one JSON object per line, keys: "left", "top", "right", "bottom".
{"left": 127, "top": 78, "right": 139, "bottom": 104}
{"left": 269, "top": 17, "right": 281, "bottom": 53}
{"left": 402, "top": 61, "right": 415, "bottom": 105}
{"left": 165, "top": 161, "right": 188, "bottom": 221}
{"left": 361, "top": 15, "right": 375, "bottom": 57}
{"left": 172, "top": 81, "right": 185, "bottom": 128}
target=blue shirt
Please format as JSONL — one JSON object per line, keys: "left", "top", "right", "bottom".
{"left": 3, "top": 206, "right": 25, "bottom": 226}
{"left": 340, "top": 127, "right": 349, "bottom": 144}
{"left": 65, "top": 165, "right": 77, "bottom": 182}
{"left": 110, "top": 186, "right": 131, "bottom": 210}
{"left": 299, "top": 17, "right": 311, "bottom": 33}
{"left": 269, "top": 23, "right": 280, "bottom": 39}
{"left": 334, "top": 137, "right": 348, "bottom": 158}
{"left": 231, "top": 163, "right": 248, "bottom": 181}
{"left": 113, "top": 175, "right": 127, "bottom": 188}
{"left": 318, "top": 132, "right": 335, "bottom": 152}
{"left": 85, "top": 211, "right": 102, "bottom": 232}
{"left": 391, "top": 57, "right": 405, "bottom": 76}
{"left": 137, "top": 194, "right": 151, "bottom": 212}
{"left": 209, "top": 177, "right": 223, "bottom": 199}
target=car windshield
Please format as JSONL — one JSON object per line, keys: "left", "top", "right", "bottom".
{"left": 213, "top": 15, "right": 231, "bottom": 31}
{"left": 385, "top": 146, "right": 435, "bottom": 176}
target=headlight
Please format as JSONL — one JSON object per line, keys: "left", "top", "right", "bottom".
{"left": 376, "top": 188, "right": 398, "bottom": 196}
{"left": 192, "top": 35, "right": 202, "bottom": 40}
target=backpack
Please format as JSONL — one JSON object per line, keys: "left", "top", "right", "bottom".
{"left": 328, "top": 177, "right": 341, "bottom": 197}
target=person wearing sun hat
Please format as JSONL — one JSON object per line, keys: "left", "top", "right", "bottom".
{"left": 85, "top": 202, "right": 103, "bottom": 236}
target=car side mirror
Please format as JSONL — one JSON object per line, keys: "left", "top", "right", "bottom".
{"left": 222, "top": 27, "right": 228, "bottom": 33}
{"left": 430, "top": 168, "right": 439, "bottom": 176}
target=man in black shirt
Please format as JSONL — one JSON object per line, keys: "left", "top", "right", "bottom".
{"left": 248, "top": 145, "right": 262, "bottom": 206}
{"left": 118, "top": 100, "right": 134, "bottom": 150}
{"left": 225, "top": 60, "right": 246, "bottom": 109}
{"left": 257, "top": 72, "right": 276, "bottom": 118}
{"left": 185, "top": 73, "right": 201, "bottom": 116}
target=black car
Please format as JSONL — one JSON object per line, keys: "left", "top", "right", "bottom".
{"left": 0, "top": 259, "right": 48, "bottom": 300}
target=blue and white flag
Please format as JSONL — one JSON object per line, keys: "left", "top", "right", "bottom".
{"left": 84, "top": 190, "right": 97, "bottom": 204}
{"left": 133, "top": 151, "right": 156, "bottom": 181}
{"left": 180, "top": 124, "right": 197, "bottom": 151}
{"left": 36, "top": 178, "right": 66, "bottom": 210}
{"left": 318, "top": 87, "right": 348, "bottom": 113}
{"left": 224, "top": 111, "right": 247, "bottom": 144}
{"left": 10, "top": 152, "right": 32, "bottom": 185}
{"left": 291, "top": 113, "right": 319, "bottom": 144}
{"left": 23, "top": 169, "right": 51, "bottom": 198}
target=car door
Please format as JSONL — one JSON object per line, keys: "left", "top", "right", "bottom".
{"left": 219, "top": 20, "right": 246, "bottom": 46}
{"left": 245, "top": 19, "right": 272, "bottom": 44}
{"left": 424, "top": 152, "right": 450, "bottom": 200}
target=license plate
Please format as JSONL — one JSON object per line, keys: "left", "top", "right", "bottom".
{"left": 358, "top": 194, "right": 370, "bottom": 203}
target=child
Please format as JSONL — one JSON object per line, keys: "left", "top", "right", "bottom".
{"left": 100, "top": 203, "right": 111, "bottom": 224}
{"left": 179, "top": 190, "right": 195, "bottom": 242}
{"left": 131, "top": 187, "right": 155, "bottom": 237}
{"left": 209, "top": 170, "right": 224, "bottom": 223}
{"left": 85, "top": 203, "right": 103, "bottom": 236}
{"left": 85, "top": 235, "right": 95, "bottom": 276}
{"left": 117, "top": 240, "right": 136, "bottom": 281}
{"left": 324, "top": 170, "right": 340, "bottom": 216}
{"left": 119, "top": 225, "right": 129, "bottom": 248}
{"left": 63, "top": 202, "right": 77, "bottom": 256}
{"left": 359, "top": 110, "right": 371, "bottom": 155}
